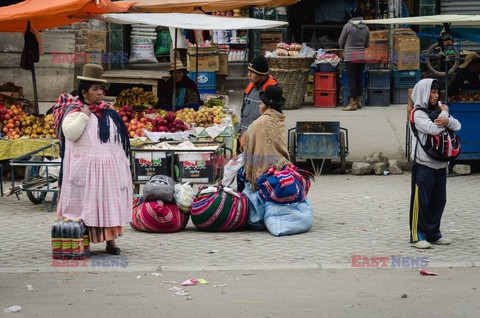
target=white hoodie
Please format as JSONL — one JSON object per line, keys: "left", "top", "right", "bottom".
{"left": 410, "top": 78, "right": 462, "bottom": 169}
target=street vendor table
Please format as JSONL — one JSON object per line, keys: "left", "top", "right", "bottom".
{"left": 131, "top": 141, "right": 227, "bottom": 193}
{"left": 102, "top": 70, "right": 170, "bottom": 96}
{"left": 0, "top": 138, "right": 59, "bottom": 161}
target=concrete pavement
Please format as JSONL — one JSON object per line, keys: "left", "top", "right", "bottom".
{"left": 1, "top": 103, "right": 478, "bottom": 273}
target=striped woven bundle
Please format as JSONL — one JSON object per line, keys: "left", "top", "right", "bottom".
{"left": 131, "top": 197, "right": 189, "bottom": 233}
{"left": 190, "top": 187, "right": 248, "bottom": 232}
{"left": 257, "top": 165, "right": 315, "bottom": 204}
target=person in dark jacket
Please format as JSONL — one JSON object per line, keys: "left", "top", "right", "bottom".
{"left": 155, "top": 61, "right": 200, "bottom": 111}
{"left": 448, "top": 52, "right": 480, "bottom": 98}
{"left": 338, "top": 7, "right": 369, "bottom": 111}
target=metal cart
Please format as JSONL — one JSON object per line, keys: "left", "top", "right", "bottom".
{"left": 131, "top": 140, "right": 229, "bottom": 194}
{"left": 288, "top": 121, "right": 349, "bottom": 175}
{"left": 8, "top": 141, "right": 60, "bottom": 211}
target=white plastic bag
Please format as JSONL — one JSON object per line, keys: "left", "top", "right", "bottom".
{"left": 221, "top": 153, "right": 244, "bottom": 190}
{"left": 129, "top": 37, "right": 158, "bottom": 64}
{"left": 174, "top": 183, "right": 195, "bottom": 212}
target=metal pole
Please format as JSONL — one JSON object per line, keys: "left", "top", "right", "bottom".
{"left": 172, "top": 28, "right": 178, "bottom": 112}
{"left": 389, "top": 0, "right": 395, "bottom": 72}
{"left": 31, "top": 65, "right": 39, "bottom": 116}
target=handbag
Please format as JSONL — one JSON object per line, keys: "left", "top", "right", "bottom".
{"left": 190, "top": 185, "right": 248, "bottom": 232}
{"left": 257, "top": 165, "right": 314, "bottom": 204}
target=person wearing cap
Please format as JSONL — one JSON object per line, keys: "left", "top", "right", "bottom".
{"left": 241, "top": 85, "right": 291, "bottom": 191}
{"left": 155, "top": 61, "right": 200, "bottom": 111}
{"left": 240, "top": 55, "right": 278, "bottom": 131}
{"left": 448, "top": 52, "right": 480, "bottom": 98}
{"left": 53, "top": 63, "right": 132, "bottom": 255}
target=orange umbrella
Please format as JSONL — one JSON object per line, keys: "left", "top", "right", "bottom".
{"left": 121, "top": 0, "right": 297, "bottom": 13}
{"left": 0, "top": 0, "right": 134, "bottom": 32}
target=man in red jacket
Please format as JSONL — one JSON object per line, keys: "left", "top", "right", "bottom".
{"left": 240, "top": 56, "right": 278, "bottom": 131}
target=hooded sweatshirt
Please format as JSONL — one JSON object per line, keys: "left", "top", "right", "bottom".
{"left": 410, "top": 78, "right": 461, "bottom": 169}
{"left": 338, "top": 17, "right": 370, "bottom": 62}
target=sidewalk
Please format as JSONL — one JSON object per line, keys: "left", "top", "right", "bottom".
{"left": 1, "top": 103, "right": 478, "bottom": 273}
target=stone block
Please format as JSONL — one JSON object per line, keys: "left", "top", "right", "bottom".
{"left": 389, "top": 159, "right": 404, "bottom": 175}
{"left": 452, "top": 164, "right": 471, "bottom": 175}
{"left": 373, "top": 162, "right": 387, "bottom": 175}
{"left": 351, "top": 162, "right": 373, "bottom": 175}
{"left": 363, "top": 151, "right": 389, "bottom": 166}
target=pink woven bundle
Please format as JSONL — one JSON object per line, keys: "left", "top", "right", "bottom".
{"left": 131, "top": 197, "right": 189, "bottom": 233}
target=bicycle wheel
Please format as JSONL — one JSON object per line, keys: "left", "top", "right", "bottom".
{"left": 425, "top": 43, "right": 460, "bottom": 77}
{"left": 24, "top": 156, "right": 46, "bottom": 204}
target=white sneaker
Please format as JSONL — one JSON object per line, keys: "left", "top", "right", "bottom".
{"left": 431, "top": 237, "right": 452, "bottom": 245}
{"left": 414, "top": 240, "right": 432, "bottom": 249}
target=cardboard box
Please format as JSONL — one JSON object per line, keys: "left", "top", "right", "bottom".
{"left": 370, "top": 30, "right": 389, "bottom": 41}
{"left": 187, "top": 46, "right": 219, "bottom": 71}
{"left": 86, "top": 31, "right": 108, "bottom": 51}
{"left": 217, "top": 53, "right": 229, "bottom": 76}
{"left": 394, "top": 32, "right": 420, "bottom": 70}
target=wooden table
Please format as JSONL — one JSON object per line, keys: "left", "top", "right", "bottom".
{"left": 102, "top": 70, "right": 170, "bottom": 96}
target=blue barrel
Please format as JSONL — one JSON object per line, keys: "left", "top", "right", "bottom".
{"left": 188, "top": 71, "right": 216, "bottom": 95}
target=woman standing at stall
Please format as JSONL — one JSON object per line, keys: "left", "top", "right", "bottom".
{"left": 53, "top": 64, "right": 132, "bottom": 255}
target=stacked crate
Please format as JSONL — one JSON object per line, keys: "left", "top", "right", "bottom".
{"left": 313, "top": 68, "right": 337, "bottom": 107}
{"left": 341, "top": 68, "right": 366, "bottom": 107}
{"left": 366, "top": 68, "right": 391, "bottom": 106}
{"left": 391, "top": 69, "right": 421, "bottom": 104}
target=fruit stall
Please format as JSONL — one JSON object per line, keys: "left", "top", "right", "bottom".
{"left": 0, "top": 83, "right": 239, "bottom": 187}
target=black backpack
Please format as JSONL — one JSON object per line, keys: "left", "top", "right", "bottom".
{"left": 409, "top": 108, "right": 461, "bottom": 162}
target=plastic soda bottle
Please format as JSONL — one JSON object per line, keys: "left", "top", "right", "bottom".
{"left": 72, "top": 219, "right": 84, "bottom": 259}
{"left": 80, "top": 220, "right": 90, "bottom": 258}
{"left": 51, "top": 217, "right": 62, "bottom": 259}
{"left": 61, "top": 218, "right": 72, "bottom": 259}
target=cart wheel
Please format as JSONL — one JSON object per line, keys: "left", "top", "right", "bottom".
{"left": 288, "top": 130, "right": 296, "bottom": 164}
{"left": 24, "top": 156, "right": 46, "bottom": 204}
{"left": 339, "top": 132, "right": 346, "bottom": 175}
{"left": 425, "top": 43, "right": 459, "bottom": 77}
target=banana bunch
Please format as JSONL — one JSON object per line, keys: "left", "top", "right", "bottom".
{"left": 114, "top": 87, "right": 158, "bottom": 108}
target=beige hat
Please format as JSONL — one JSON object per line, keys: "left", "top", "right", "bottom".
{"left": 77, "top": 63, "right": 107, "bottom": 83}
{"left": 169, "top": 60, "right": 187, "bottom": 72}
{"left": 459, "top": 52, "right": 480, "bottom": 69}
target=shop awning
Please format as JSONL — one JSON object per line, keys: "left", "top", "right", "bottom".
{"left": 93, "top": 13, "right": 288, "bottom": 30}
{"left": 0, "top": 0, "right": 134, "bottom": 32}
{"left": 362, "top": 14, "right": 480, "bottom": 26}
{"left": 118, "top": 0, "right": 298, "bottom": 13}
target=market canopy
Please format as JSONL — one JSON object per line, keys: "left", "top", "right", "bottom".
{"left": 118, "top": 0, "right": 298, "bottom": 13}
{"left": 362, "top": 14, "right": 480, "bottom": 26}
{"left": 0, "top": 0, "right": 133, "bottom": 32}
{"left": 93, "top": 13, "right": 289, "bottom": 30}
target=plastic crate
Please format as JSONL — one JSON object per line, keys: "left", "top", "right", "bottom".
{"left": 316, "top": 63, "right": 337, "bottom": 72}
{"left": 392, "top": 69, "right": 421, "bottom": 88}
{"left": 314, "top": 72, "right": 336, "bottom": 90}
{"left": 188, "top": 71, "right": 216, "bottom": 91}
{"left": 367, "top": 88, "right": 390, "bottom": 106}
{"left": 313, "top": 90, "right": 337, "bottom": 107}
{"left": 391, "top": 87, "right": 409, "bottom": 104}
{"left": 342, "top": 88, "right": 366, "bottom": 107}
{"left": 367, "top": 68, "right": 391, "bottom": 89}
{"left": 341, "top": 68, "right": 366, "bottom": 89}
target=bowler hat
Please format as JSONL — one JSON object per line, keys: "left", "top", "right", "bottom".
{"left": 169, "top": 60, "right": 187, "bottom": 71}
{"left": 259, "top": 85, "right": 285, "bottom": 108}
{"left": 459, "top": 52, "right": 480, "bottom": 69}
{"left": 77, "top": 63, "right": 107, "bottom": 83}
